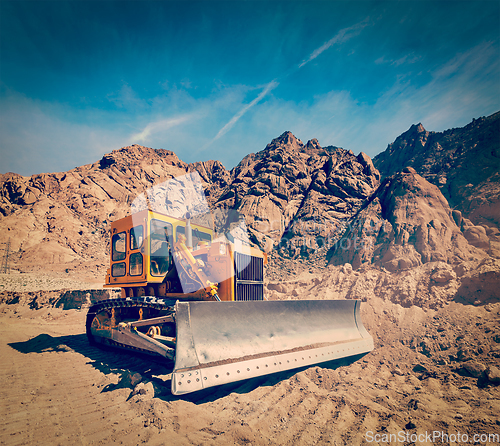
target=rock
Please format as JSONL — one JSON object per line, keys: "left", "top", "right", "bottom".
{"left": 130, "top": 372, "right": 143, "bottom": 386}
{"left": 131, "top": 382, "right": 155, "bottom": 400}
{"left": 215, "top": 131, "right": 380, "bottom": 251}
{"left": 452, "top": 210, "right": 463, "bottom": 227}
{"left": 463, "top": 226, "right": 490, "bottom": 250}
{"left": 431, "top": 264, "right": 457, "bottom": 283}
{"left": 328, "top": 169, "right": 483, "bottom": 271}
{"left": 121, "top": 371, "right": 143, "bottom": 388}
{"left": 403, "top": 166, "right": 417, "bottom": 174}
{"left": 461, "top": 361, "right": 486, "bottom": 378}
{"left": 486, "top": 366, "right": 500, "bottom": 384}
{"left": 342, "top": 263, "right": 352, "bottom": 275}
{"left": 267, "top": 283, "right": 286, "bottom": 293}
{"left": 405, "top": 420, "right": 417, "bottom": 429}
{"left": 457, "top": 348, "right": 472, "bottom": 362}
{"left": 455, "top": 259, "right": 500, "bottom": 305}
{"left": 188, "top": 160, "right": 230, "bottom": 205}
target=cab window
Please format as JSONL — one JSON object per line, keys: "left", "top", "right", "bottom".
{"left": 129, "top": 252, "right": 143, "bottom": 276}
{"left": 112, "top": 232, "right": 126, "bottom": 261}
{"left": 112, "top": 262, "right": 126, "bottom": 277}
{"left": 150, "top": 220, "right": 173, "bottom": 276}
{"left": 176, "top": 225, "right": 211, "bottom": 247}
{"left": 130, "top": 225, "right": 143, "bottom": 250}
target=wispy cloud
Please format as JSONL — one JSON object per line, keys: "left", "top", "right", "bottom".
{"left": 235, "top": 40, "right": 500, "bottom": 164}
{"left": 212, "top": 81, "right": 278, "bottom": 142}
{"left": 375, "top": 54, "right": 420, "bottom": 67}
{"left": 131, "top": 114, "right": 195, "bottom": 143}
{"left": 202, "top": 19, "right": 371, "bottom": 151}
{"left": 107, "top": 84, "right": 148, "bottom": 110}
{"left": 195, "top": 80, "right": 279, "bottom": 155}
{"left": 0, "top": 91, "right": 130, "bottom": 175}
{"left": 298, "top": 19, "right": 369, "bottom": 68}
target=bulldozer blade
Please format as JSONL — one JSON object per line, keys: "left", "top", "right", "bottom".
{"left": 171, "top": 299, "right": 373, "bottom": 395}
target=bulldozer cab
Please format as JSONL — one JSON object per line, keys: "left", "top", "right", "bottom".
{"left": 106, "top": 209, "right": 213, "bottom": 287}
{"left": 105, "top": 209, "right": 265, "bottom": 301}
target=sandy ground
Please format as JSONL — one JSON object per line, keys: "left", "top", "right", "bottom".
{"left": 0, "top": 272, "right": 103, "bottom": 293}
{"left": 1, "top": 287, "right": 500, "bottom": 446}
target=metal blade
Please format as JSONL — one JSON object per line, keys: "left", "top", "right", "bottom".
{"left": 172, "top": 300, "right": 373, "bottom": 395}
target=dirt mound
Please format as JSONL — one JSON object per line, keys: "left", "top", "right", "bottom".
{"left": 267, "top": 256, "right": 500, "bottom": 309}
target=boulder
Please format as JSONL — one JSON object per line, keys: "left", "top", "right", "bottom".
{"left": 461, "top": 361, "right": 486, "bottom": 378}
{"left": 486, "top": 366, "right": 500, "bottom": 384}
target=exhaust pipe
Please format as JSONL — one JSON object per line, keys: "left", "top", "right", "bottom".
{"left": 185, "top": 212, "right": 193, "bottom": 249}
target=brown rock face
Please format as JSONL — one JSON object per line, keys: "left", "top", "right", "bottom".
{"left": 215, "top": 131, "right": 380, "bottom": 253}
{"left": 187, "top": 160, "right": 230, "bottom": 205}
{"left": 1, "top": 133, "right": 376, "bottom": 276}
{"left": 373, "top": 112, "right": 500, "bottom": 229}
{"left": 0, "top": 145, "right": 226, "bottom": 277}
{"left": 328, "top": 169, "right": 484, "bottom": 271}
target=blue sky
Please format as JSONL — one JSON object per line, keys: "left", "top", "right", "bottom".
{"left": 1, "top": 0, "right": 499, "bottom": 175}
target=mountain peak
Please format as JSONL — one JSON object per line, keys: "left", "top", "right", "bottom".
{"left": 398, "top": 123, "right": 427, "bottom": 140}
{"left": 412, "top": 123, "right": 426, "bottom": 133}
{"left": 269, "top": 131, "right": 303, "bottom": 148}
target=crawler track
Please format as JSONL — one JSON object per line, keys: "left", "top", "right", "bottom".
{"left": 86, "top": 296, "right": 177, "bottom": 354}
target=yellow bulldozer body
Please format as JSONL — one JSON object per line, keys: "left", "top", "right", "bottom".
{"left": 103, "top": 209, "right": 264, "bottom": 302}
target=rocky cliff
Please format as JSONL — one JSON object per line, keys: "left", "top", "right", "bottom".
{"left": 0, "top": 145, "right": 203, "bottom": 278}
{"left": 0, "top": 133, "right": 381, "bottom": 277}
{"left": 327, "top": 167, "right": 485, "bottom": 272}
{"left": 373, "top": 111, "right": 500, "bottom": 228}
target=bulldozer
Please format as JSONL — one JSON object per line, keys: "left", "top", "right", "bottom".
{"left": 86, "top": 172, "right": 373, "bottom": 395}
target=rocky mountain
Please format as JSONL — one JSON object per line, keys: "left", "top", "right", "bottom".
{"left": 320, "top": 113, "right": 500, "bottom": 310}
{"left": 0, "top": 145, "right": 191, "bottom": 278}
{"left": 327, "top": 167, "right": 487, "bottom": 272}
{"left": 373, "top": 111, "right": 500, "bottom": 228}
{"left": 187, "top": 159, "right": 230, "bottom": 204}
{"left": 0, "top": 134, "right": 380, "bottom": 278}
{"left": 1, "top": 114, "right": 498, "bottom": 282}
{"left": 214, "top": 131, "right": 380, "bottom": 253}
